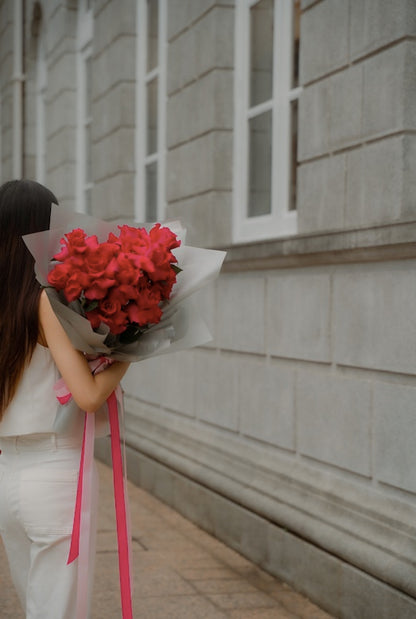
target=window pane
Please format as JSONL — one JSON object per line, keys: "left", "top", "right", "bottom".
{"left": 250, "top": 0, "right": 274, "bottom": 107}
{"left": 292, "top": 0, "right": 301, "bottom": 88}
{"left": 147, "top": 0, "right": 159, "bottom": 72}
{"left": 146, "top": 162, "right": 157, "bottom": 221}
{"left": 85, "top": 187, "right": 92, "bottom": 214}
{"left": 146, "top": 78, "right": 158, "bottom": 155}
{"left": 85, "top": 121, "right": 92, "bottom": 184}
{"left": 248, "top": 111, "right": 272, "bottom": 217}
{"left": 289, "top": 99, "right": 298, "bottom": 211}
{"left": 85, "top": 56, "right": 92, "bottom": 118}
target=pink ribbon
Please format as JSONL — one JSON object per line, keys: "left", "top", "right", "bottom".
{"left": 57, "top": 361, "right": 133, "bottom": 619}
{"left": 108, "top": 390, "right": 133, "bottom": 619}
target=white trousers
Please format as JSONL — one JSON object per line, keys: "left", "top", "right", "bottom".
{"left": 0, "top": 433, "right": 98, "bottom": 619}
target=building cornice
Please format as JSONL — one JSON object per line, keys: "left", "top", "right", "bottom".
{"left": 221, "top": 221, "right": 416, "bottom": 271}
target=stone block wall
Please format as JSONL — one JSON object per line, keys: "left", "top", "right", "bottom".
{"left": 165, "top": 1, "right": 234, "bottom": 247}
{"left": 39, "top": 1, "right": 77, "bottom": 205}
{"left": 297, "top": 0, "right": 416, "bottom": 233}
{"left": 121, "top": 258, "right": 416, "bottom": 617}
{"left": 118, "top": 2, "right": 416, "bottom": 616}
{"left": 1, "top": 0, "right": 135, "bottom": 222}
{"left": 92, "top": 0, "right": 136, "bottom": 219}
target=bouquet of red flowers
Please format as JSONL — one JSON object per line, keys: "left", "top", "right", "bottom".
{"left": 24, "top": 206, "right": 225, "bottom": 362}
{"left": 47, "top": 224, "right": 181, "bottom": 343}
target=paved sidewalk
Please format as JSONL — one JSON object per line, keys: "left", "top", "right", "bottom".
{"left": 1, "top": 461, "right": 334, "bottom": 618}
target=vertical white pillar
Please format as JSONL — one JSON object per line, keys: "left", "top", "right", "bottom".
{"left": 12, "top": 0, "right": 24, "bottom": 179}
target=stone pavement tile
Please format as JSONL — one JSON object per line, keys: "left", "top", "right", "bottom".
{"left": 143, "top": 534, "right": 209, "bottom": 553}
{"left": 0, "top": 542, "right": 24, "bottom": 619}
{"left": 229, "top": 607, "right": 298, "bottom": 619}
{"left": 134, "top": 548, "right": 228, "bottom": 570}
{"left": 0, "top": 587, "right": 24, "bottom": 619}
{"left": 192, "top": 578, "right": 260, "bottom": 594}
{"left": 132, "top": 594, "right": 228, "bottom": 618}
{"left": 95, "top": 553, "right": 198, "bottom": 601}
{"left": 271, "top": 589, "right": 334, "bottom": 619}
{"left": 206, "top": 591, "right": 278, "bottom": 610}
{"left": 233, "top": 565, "right": 291, "bottom": 601}
{"left": 134, "top": 566, "right": 196, "bottom": 597}
{"left": 187, "top": 534, "right": 256, "bottom": 569}
{"left": 96, "top": 528, "right": 119, "bottom": 552}
{"left": 176, "top": 529, "right": 259, "bottom": 572}
{"left": 178, "top": 566, "right": 243, "bottom": 581}
{"left": 92, "top": 587, "right": 122, "bottom": 619}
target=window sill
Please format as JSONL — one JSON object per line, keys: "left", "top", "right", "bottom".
{"left": 221, "top": 221, "right": 416, "bottom": 272}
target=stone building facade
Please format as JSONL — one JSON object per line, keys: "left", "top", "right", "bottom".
{"left": 1, "top": 1, "right": 416, "bottom": 616}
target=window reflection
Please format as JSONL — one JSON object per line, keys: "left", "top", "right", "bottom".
{"left": 146, "top": 162, "right": 157, "bottom": 221}
{"left": 289, "top": 99, "right": 298, "bottom": 211}
{"left": 248, "top": 111, "right": 272, "bottom": 217}
{"left": 292, "top": 0, "right": 301, "bottom": 88}
{"left": 250, "top": 0, "right": 274, "bottom": 108}
{"left": 146, "top": 78, "right": 158, "bottom": 155}
{"left": 147, "top": 0, "right": 158, "bottom": 72}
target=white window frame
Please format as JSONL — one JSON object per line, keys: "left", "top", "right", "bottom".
{"left": 76, "top": 0, "right": 93, "bottom": 213}
{"left": 135, "top": 0, "right": 167, "bottom": 222}
{"left": 233, "top": 0, "right": 301, "bottom": 243}
{"left": 35, "top": 29, "right": 47, "bottom": 184}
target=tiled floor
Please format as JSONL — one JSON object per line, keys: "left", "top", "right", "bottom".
{"left": 0, "top": 461, "right": 334, "bottom": 618}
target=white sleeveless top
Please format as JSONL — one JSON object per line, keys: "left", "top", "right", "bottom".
{"left": 0, "top": 345, "right": 60, "bottom": 436}
{"left": 0, "top": 344, "right": 109, "bottom": 437}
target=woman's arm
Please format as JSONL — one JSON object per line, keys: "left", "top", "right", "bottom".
{"left": 39, "top": 290, "right": 130, "bottom": 412}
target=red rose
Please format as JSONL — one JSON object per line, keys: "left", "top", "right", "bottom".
{"left": 64, "top": 273, "right": 88, "bottom": 302}
{"left": 116, "top": 225, "right": 150, "bottom": 254}
{"left": 54, "top": 228, "right": 89, "bottom": 262}
{"left": 84, "top": 242, "right": 118, "bottom": 279}
{"left": 84, "top": 307, "right": 101, "bottom": 329}
{"left": 125, "top": 281, "right": 164, "bottom": 326}
{"left": 47, "top": 262, "right": 72, "bottom": 290}
{"left": 126, "top": 300, "right": 162, "bottom": 326}
{"left": 98, "top": 296, "right": 122, "bottom": 320}
{"left": 149, "top": 223, "right": 180, "bottom": 251}
{"left": 88, "top": 296, "right": 128, "bottom": 334}
{"left": 107, "top": 232, "right": 120, "bottom": 245}
{"left": 53, "top": 244, "right": 69, "bottom": 262}
{"left": 129, "top": 252, "right": 155, "bottom": 275}
{"left": 151, "top": 270, "right": 176, "bottom": 300}
{"left": 111, "top": 284, "right": 139, "bottom": 306}
{"left": 147, "top": 254, "right": 174, "bottom": 281}
{"left": 115, "top": 253, "right": 142, "bottom": 286}
{"left": 84, "top": 278, "right": 118, "bottom": 300}
{"left": 84, "top": 234, "right": 99, "bottom": 251}
{"left": 66, "top": 228, "right": 89, "bottom": 250}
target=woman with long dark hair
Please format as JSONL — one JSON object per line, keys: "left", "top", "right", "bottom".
{"left": 0, "top": 179, "right": 129, "bottom": 618}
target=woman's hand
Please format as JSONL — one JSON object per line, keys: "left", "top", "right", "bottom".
{"left": 39, "top": 290, "right": 130, "bottom": 412}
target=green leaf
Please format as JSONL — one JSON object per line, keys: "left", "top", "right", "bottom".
{"left": 83, "top": 300, "right": 99, "bottom": 312}
{"left": 119, "top": 324, "right": 148, "bottom": 344}
{"left": 171, "top": 264, "right": 182, "bottom": 275}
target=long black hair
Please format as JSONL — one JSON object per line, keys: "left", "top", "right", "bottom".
{"left": 0, "top": 179, "right": 58, "bottom": 417}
